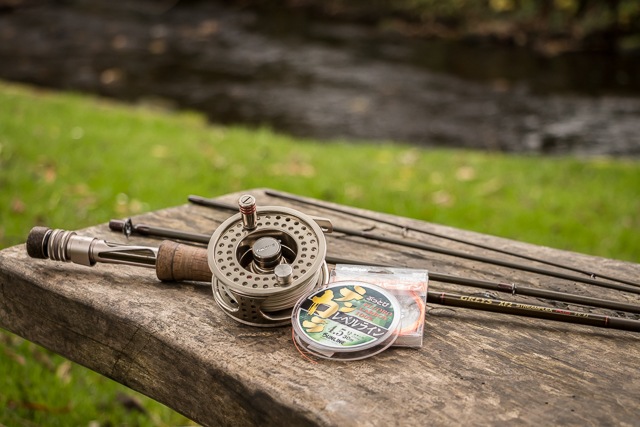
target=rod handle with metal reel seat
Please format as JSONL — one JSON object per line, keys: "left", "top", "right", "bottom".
{"left": 26, "top": 226, "right": 212, "bottom": 282}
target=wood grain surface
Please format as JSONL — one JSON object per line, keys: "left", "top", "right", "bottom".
{"left": 1, "top": 188, "right": 638, "bottom": 426}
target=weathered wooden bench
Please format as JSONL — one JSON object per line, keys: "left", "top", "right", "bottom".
{"left": 1, "top": 188, "right": 638, "bottom": 426}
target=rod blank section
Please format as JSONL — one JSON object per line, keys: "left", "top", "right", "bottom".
{"left": 326, "top": 256, "right": 640, "bottom": 315}
{"left": 188, "top": 195, "right": 236, "bottom": 212}
{"left": 265, "top": 189, "right": 640, "bottom": 288}
{"left": 428, "top": 292, "right": 640, "bottom": 332}
{"left": 429, "top": 272, "right": 640, "bottom": 314}
{"left": 333, "top": 225, "right": 640, "bottom": 295}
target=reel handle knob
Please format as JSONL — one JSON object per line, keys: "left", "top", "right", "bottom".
{"left": 238, "top": 194, "right": 257, "bottom": 230}
{"left": 156, "top": 241, "right": 212, "bottom": 283}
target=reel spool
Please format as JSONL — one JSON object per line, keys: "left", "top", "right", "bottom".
{"left": 207, "top": 195, "right": 331, "bottom": 327}
{"left": 291, "top": 281, "right": 402, "bottom": 361}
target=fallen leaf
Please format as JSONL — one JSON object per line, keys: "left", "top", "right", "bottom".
{"left": 55, "top": 360, "right": 73, "bottom": 384}
{"left": 116, "top": 392, "right": 147, "bottom": 414}
{"left": 198, "top": 20, "right": 218, "bottom": 37}
{"left": 149, "top": 39, "right": 167, "bottom": 55}
{"left": 151, "top": 145, "right": 169, "bottom": 159}
{"left": 11, "top": 198, "right": 25, "bottom": 214}
{"left": 455, "top": 166, "right": 476, "bottom": 182}
{"left": 348, "top": 97, "right": 371, "bottom": 114}
{"left": 399, "top": 149, "right": 419, "bottom": 166}
{"left": 100, "top": 68, "right": 124, "bottom": 85}
{"left": 2, "top": 346, "right": 26, "bottom": 365}
{"left": 111, "top": 34, "right": 128, "bottom": 50}
{"left": 432, "top": 190, "right": 455, "bottom": 207}
{"left": 43, "top": 165, "right": 57, "bottom": 183}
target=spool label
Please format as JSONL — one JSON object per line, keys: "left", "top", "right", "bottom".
{"left": 295, "top": 283, "right": 398, "bottom": 349}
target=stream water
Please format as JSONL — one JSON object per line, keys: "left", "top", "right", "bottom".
{"left": 1, "top": 0, "right": 639, "bottom": 156}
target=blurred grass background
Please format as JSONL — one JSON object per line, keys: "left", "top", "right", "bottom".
{"left": 0, "top": 80, "right": 638, "bottom": 426}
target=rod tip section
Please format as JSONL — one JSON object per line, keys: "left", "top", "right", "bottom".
{"left": 187, "top": 195, "right": 207, "bottom": 205}
{"left": 26, "top": 226, "right": 51, "bottom": 259}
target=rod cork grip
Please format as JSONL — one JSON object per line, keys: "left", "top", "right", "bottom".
{"left": 26, "top": 226, "right": 50, "bottom": 259}
{"left": 156, "top": 241, "right": 212, "bottom": 283}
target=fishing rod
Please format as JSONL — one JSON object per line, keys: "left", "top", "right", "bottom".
{"left": 188, "top": 195, "right": 640, "bottom": 295}
{"left": 26, "top": 226, "right": 640, "bottom": 333}
{"left": 109, "top": 219, "right": 640, "bottom": 315}
{"left": 331, "top": 225, "right": 640, "bottom": 295}
{"left": 262, "top": 189, "right": 640, "bottom": 288}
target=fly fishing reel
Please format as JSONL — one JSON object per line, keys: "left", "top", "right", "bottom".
{"left": 207, "top": 195, "right": 332, "bottom": 327}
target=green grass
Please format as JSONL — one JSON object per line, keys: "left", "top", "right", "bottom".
{"left": 1, "top": 81, "right": 638, "bottom": 260}
{"left": 0, "top": 80, "right": 638, "bottom": 425}
{"left": 0, "top": 333, "right": 195, "bottom": 427}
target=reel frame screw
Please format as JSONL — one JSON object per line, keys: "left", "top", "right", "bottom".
{"left": 274, "top": 264, "right": 293, "bottom": 287}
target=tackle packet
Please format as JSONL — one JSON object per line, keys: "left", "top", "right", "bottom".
{"left": 330, "top": 264, "right": 428, "bottom": 348}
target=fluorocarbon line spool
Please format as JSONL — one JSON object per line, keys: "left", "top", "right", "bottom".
{"left": 207, "top": 195, "right": 332, "bottom": 327}
{"left": 292, "top": 281, "right": 402, "bottom": 360}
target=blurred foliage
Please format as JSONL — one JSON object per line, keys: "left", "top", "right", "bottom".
{"left": 401, "top": 0, "right": 640, "bottom": 36}
{"left": 0, "top": 333, "right": 197, "bottom": 427}
{"left": 273, "top": 0, "right": 640, "bottom": 53}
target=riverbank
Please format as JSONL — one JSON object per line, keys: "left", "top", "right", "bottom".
{"left": 1, "top": 1, "right": 639, "bottom": 156}
{"left": 2, "top": 79, "right": 638, "bottom": 260}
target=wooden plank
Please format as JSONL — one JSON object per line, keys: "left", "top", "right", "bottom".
{"left": 1, "top": 188, "right": 639, "bottom": 426}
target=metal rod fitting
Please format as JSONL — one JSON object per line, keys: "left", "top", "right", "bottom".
{"left": 27, "top": 227, "right": 157, "bottom": 268}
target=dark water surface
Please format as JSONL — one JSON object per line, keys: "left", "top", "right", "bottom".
{"left": 2, "top": 1, "right": 639, "bottom": 156}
